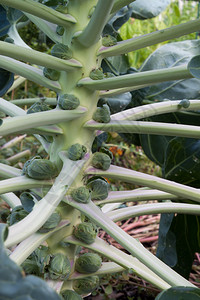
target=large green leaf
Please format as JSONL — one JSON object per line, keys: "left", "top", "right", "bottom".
{"left": 0, "top": 68, "right": 14, "bottom": 97}
{"left": 0, "top": 5, "right": 10, "bottom": 37}
{"left": 129, "top": 0, "right": 170, "bottom": 20}
{"left": 155, "top": 286, "right": 200, "bottom": 300}
{"left": 0, "top": 223, "right": 62, "bottom": 299}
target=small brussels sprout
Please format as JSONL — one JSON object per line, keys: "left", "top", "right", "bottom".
{"left": 73, "top": 276, "right": 99, "bottom": 295}
{"left": 91, "top": 152, "right": 111, "bottom": 170}
{"left": 178, "top": 99, "right": 190, "bottom": 108}
{"left": 60, "top": 290, "right": 83, "bottom": 300}
{"left": 73, "top": 222, "right": 98, "bottom": 244}
{"left": 100, "top": 147, "right": 113, "bottom": 160}
{"left": 58, "top": 94, "right": 80, "bottom": 110}
{"left": 27, "top": 101, "right": 51, "bottom": 114}
{"left": 89, "top": 68, "right": 104, "bottom": 80}
{"left": 71, "top": 186, "right": 90, "bottom": 203}
{"left": 86, "top": 176, "right": 109, "bottom": 200}
{"left": 67, "top": 143, "right": 87, "bottom": 161}
{"left": 38, "top": 212, "right": 61, "bottom": 233}
{"left": 7, "top": 205, "right": 29, "bottom": 226}
{"left": 51, "top": 43, "right": 72, "bottom": 60}
{"left": 43, "top": 67, "right": 60, "bottom": 81}
{"left": 92, "top": 104, "right": 110, "bottom": 123}
{"left": 75, "top": 253, "right": 102, "bottom": 274}
{"left": 49, "top": 253, "right": 71, "bottom": 280}
{"left": 56, "top": 25, "right": 64, "bottom": 36}
{"left": 22, "top": 157, "right": 58, "bottom": 180}
{"left": 102, "top": 35, "right": 117, "bottom": 47}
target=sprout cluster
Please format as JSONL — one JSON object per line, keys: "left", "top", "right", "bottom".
{"left": 71, "top": 186, "right": 90, "bottom": 203}
{"left": 75, "top": 253, "right": 102, "bottom": 274}
{"left": 73, "top": 222, "right": 98, "bottom": 244}
{"left": 22, "top": 157, "right": 58, "bottom": 180}
{"left": 27, "top": 101, "right": 51, "bottom": 114}
{"left": 91, "top": 152, "right": 111, "bottom": 170}
{"left": 43, "top": 67, "right": 60, "bottom": 81}
{"left": 49, "top": 253, "right": 71, "bottom": 280}
{"left": 92, "top": 104, "right": 110, "bottom": 123}
{"left": 73, "top": 276, "right": 99, "bottom": 295}
{"left": 67, "top": 144, "right": 87, "bottom": 161}
{"left": 58, "top": 94, "right": 80, "bottom": 110}
{"left": 87, "top": 176, "right": 109, "bottom": 200}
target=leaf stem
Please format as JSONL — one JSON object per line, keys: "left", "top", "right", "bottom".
{"left": 0, "top": 163, "right": 22, "bottom": 178}
{"left": 1, "top": 193, "right": 21, "bottom": 209}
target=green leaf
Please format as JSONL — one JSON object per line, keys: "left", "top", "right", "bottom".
{"left": 0, "top": 5, "right": 10, "bottom": 37}
{"left": 129, "top": 0, "right": 170, "bottom": 20}
{"left": 0, "top": 68, "right": 14, "bottom": 97}
{"left": 155, "top": 286, "right": 200, "bottom": 300}
{"left": 0, "top": 224, "right": 62, "bottom": 299}
{"left": 188, "top": 55, "right": 200, "bottom": 79}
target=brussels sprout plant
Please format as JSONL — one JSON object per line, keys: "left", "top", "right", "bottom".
{"left": 1, "top": 0, "right": 200, "bottom": 299}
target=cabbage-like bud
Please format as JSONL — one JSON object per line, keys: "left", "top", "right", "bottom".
{"left": 71, "top": 186, "right": 90, "bottom": 203}
{"left": 51, "top": 43, "right": 72, "bottom": 60}
{"left": 43, "top": 67, "right": 60, "bottom": 81}
{"left": 100, "top": 147, "right": 113, "bottom": 160}
{"left": 60, "top": 290, "right": 83, "bottom": 300}
{"left": 102, "top": 35, "right": 117, "bottom": 47}
{"left": 7, "top": 205, "right": 29, "bottom": 226}
{"left": 49, "top": 253, "right": 71, "bottom": 280}
{"left": 73, "top": 222, "right": 98, "bottom": 244}
{"left": 86, "top": 176, "right": 109, "bottom": 200}
{"left": 178, "top": 99, "right": 190, "bottom": 108}
{"left": 67, "top": 144, "right": 87, "bottom": 161}
{"left": 91, "top": 152, "right": 111, "bottom": 170}
{"left": 27, "top": 101, "right": 51, "bottom": 114}
{"left": 56, "top": 25, "right": 64, "bottom": 36}
{"left": 89, "top": 68, "right": 104, "bottom": 80}
{"left": 92, "top": 104, "right": 110, "bottom": 123}
{"left": 58, "top": 94, "right": 80, "bottom": 110}
{"left": 38, "top": 212, "right": 61, "bottom": 233}
{"left": 73, "top": 276, "right": 99, "bottom": 295}
{"left": 22, "top": 157, "right": 58, "bottom": 180}
{"left": 75, "top": 253, "right": 102, "bottom": 274}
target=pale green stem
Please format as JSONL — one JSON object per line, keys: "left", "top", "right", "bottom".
{"left": 7, "top": 76, "right": 26, "bottom": 93}
{"left": 0, "top": 176, "right": 52, "bottom": 195}
{"left": 11, "top": 98, "right": 57, "bottom": 107}
{"left": 77, "top": 0, "right": 115, "bottom": 47}
{"left": 85, "top": 119, "right": 200, "bottom": 139}
{"left": 0, "top": 56, "right": 61, "bottom": 93}
{"left": 0, "top": 107, "right": 87, "bottom": 136}
{"left": 0, "top": 163, "right": 22, "bottom": 178}
{"left": 65, "top": 236, "right": 170, "bottom": 290}
{"left": 24, "top": 13, "right": 62, "bottom": 44}
{"left": 7, "top": 149, "right": 31, "bottom": 164}
{"left": 111, "top": 0, "right": 135, "bottom": 14}
{"left": 111, "top": 99, "right": 200, "bottom": 121}
{"left": 0, "top": 0, "right": 77, "bottom": 27}
{"left": 77, "top": 65, "right": 192, "bottom": 90}
{"left": 0, "top": 42, "right": 82, "bottom": 71}
{"left": 9, "top": 221, "right": 70, "bottom": 265}
{"left": 99, "top": 18, "right": 200, "bottom": 57}
{"left": 1, "top": 135, "right": 26, "bottom": 149}
{"left": 107, "top": 202, "right": 200, "bottom": 222}
{"left": 1, "top": 192, "right": 21, "bottom": 208}
{"left": 86, "top": 165, "right": 200, "bottom": 203}
{"left": 64, "top": 199, "right": 194, "bottom": 288}
{"left": 8, "top": 25, "right": 31, "bottom": 49}
{"left": 0, "top": 97, "right": 25, "bottom": 116}
{"left": 4, "top": 154, "right": 87, "bottom": 247}
{"left": 95, "top": 189, "right": 179, "bottom": 205}
{"left": 100, "top": 83, "right": 153, "bottom": 96}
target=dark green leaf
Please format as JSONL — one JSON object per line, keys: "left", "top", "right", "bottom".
{"left": 6, "top": 7, "right": 24, "bottom": 24}
{"left": 0, "top": 68, "right": 14, "bottom": 97}
{"left": 129, "top": 0, "right": 170, "bottom": 20}
{"left": 0, "top": 5, "right": 10, "bottom": 37}
{"left": 155, "top": 286, "right": 200, "bottom": 300}
{"left": 188, "top": 55, "right": 200, "bottom": 79}
{"left": 104, "top": 92, "right": 132, "bottom": 114}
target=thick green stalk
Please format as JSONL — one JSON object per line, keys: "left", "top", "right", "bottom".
{"left": 0, "top": 97, "right": 25, "bottom": 116}
{"left": 77, "top": 0, "right": 115, "bottom": 47}
{"left": 99, "top": 18, "right": 200, "bottom": 57}
{"left": 107, "top": 202, "right": 200, "bottom": 222}
{"left": 78, "top": 65, "right": 192, "bottom": 90}
{"left": 0, "top": 164, "right": 22, "bottom": 178}
{"left": 0, "top": 0, "right": 77, "bottom": 27}
{"left": 86, "top": 165, "right": 200, "bottom": 203}
{"left": 7, "top": 150, "right": 31, "bottom": 164}
{"left": 1, "top": 193, "right": 21, "bottom": 209}
{"left": 111, "top": 99, "right": 200, "bottom": 121}
{"left": 0, "top": 42, "right": 82, "bottom": 71}
{"left": 85, "top": 120, "right": 200, "bottom": 139}
{"left": 64, "top": 198, "right": 194, "bottom": 288}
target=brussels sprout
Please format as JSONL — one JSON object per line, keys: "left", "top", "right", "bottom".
{"left": 73, "top": 222, "right": 98, "bottom": 244}
{"left": 43, "top": 67, "right": 60, "bottom": 81}
{"left": 92, "top": 104, "right": 110, "bottom": 123}
{"left": 67, "top": 144, "right": 87, "bottom": 161}
{"left": 75, "top": 253, "right": 102, "bottom": 274}
{"left": 71, "top": 186, "right": 90, "bottom": 203}
{"left": 38, "top": 212, "right": 61, "bottom": 233}
{"left": 49, "top": 253, "right": 71, "bottom": 280}
{"left": 102, "top": 35, "right": 117, "bottom": 47}
{"left": 56, "top": 25, "right": 64, "bottom": 36}
{"left": 51, "top": 43, "right": 72, "bottom": 60}
{"left": 27, "top": 101, "right": 51, "bottom": 114}
{"left": 100, "top": 147, "right": 113, "bottom": 160}
{"left": 86, "top": 176, "right": 109, "bottom": 200}
{"left": 60, "top": 290, "right": 83, "bottom": 300}
{"left": 58, "top": 94, "right": 80, "bottom": 110}
{"left": 89, "top": 68, "right": 104, "bottom": 80}
{"left": 91, "top": 152, "right": 111, "bottom": 170}
{"left": 7, "top": 205, "right": 29, "bottom": 226}
{"left": 73, "top": 276, "right": 99, "bottom": 295}
{"left": 22, "top": 157, "right": 58, "bottom": 180}
{"left": 178, "top": 99, "right": 190, "bottom": 108}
